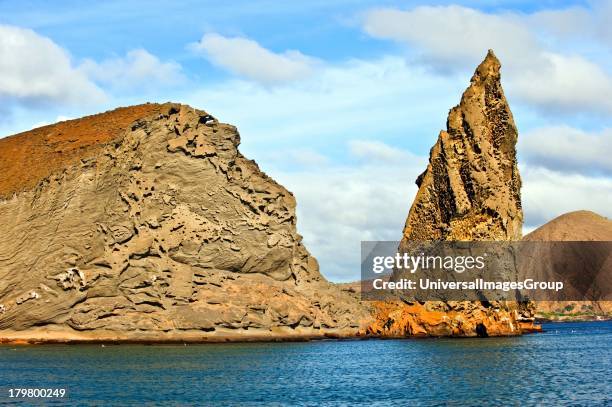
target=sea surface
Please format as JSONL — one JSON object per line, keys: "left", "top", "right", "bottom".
{"left": 0, "top": 321, "right": 610, "bottom": 406}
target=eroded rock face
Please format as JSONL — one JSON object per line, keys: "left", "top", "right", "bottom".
{"left": 0, "top": 103, "right": 370, "bottom": 342}
{"left": 368, "top": 50, "right": 537, "bottom": 337}
{"left": 404, "top": 50, "right": 522, "bottom": 242}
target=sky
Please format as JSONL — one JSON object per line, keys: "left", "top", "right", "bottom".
{"left": 1, "top": 0, "right": 611, "bottom": 281}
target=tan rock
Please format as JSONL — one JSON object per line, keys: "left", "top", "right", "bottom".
{"left": 370, "top": 50, "right": 536, "bottom": 337}
{"left": 0, "top": 103, "right": 371, "bottom": 342}
{"left": 403, "top": 49, "right": 522, "bottom": 242}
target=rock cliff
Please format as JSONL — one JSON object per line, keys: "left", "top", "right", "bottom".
{"left": 0, "top": 103, "right": 370, "bottom": 343}
{"left": 368, "top": 50, "right": 538, "bottom": 337}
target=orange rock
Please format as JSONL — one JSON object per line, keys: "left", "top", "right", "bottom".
{"left": 518, "top": 321, "right": 543, "bottom": 333}
{"left": 0, "top": 103, "right": 165, "bottom": 199}
{"left": 367, "top": 301, "right": 527, "bottom": 337}
{"left": 367, "top": 50, "right": 537, "bottom": 338}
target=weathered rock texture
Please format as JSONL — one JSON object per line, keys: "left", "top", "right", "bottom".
{"left": 402, "top": 50, "right": 522, "bottom": 242}
{"left": 368, "top": 50, "right": 538, "bottom": 337}
{"left": 0, "top": 103, "right": 370, "bottom": 343}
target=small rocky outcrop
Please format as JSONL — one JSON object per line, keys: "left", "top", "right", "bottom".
{"left": 0, "top": 103, "right": 370, "bottom": 343}
{"left": 368, "top": 50, "right": 538, "bottom": 337}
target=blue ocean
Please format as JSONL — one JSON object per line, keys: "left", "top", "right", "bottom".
{"left": 1, "top": 321, "right": 610, "bottom": 406}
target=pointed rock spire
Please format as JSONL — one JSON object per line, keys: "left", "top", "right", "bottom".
{"left": 402, "top": 50, "right": 522, "bottom": 242}
{"left": 473, "top": 49, "right": 501, "bottom": 82}
{"left": 367, "top": 52, "right": 535, "bottom": 339}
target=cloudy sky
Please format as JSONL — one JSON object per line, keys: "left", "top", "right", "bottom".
{"left": 1, "top": 0, "right": 610, "bottom": 281}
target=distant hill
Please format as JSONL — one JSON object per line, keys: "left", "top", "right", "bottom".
{"left": 524, "top": 211, "right": 612, "bottom": 321}
{"left": 524, "top": 210, "right": 612, "bottom": 241}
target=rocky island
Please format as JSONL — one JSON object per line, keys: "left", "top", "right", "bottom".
{"left": 0, "top": 103, "right": 371, "bottom": 343}
{"left": 367, "top": 50, "right": 539, "bottom": 337}
{"left": 0, "top": 51, "right": 550, "bottom": 343}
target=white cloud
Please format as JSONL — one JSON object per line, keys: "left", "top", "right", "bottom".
{"left": 261, "top": 148, "right": 329, "bottom": 168}
{"left": 363, "top": 6, "right": 540, "bottom": 72}
{"left": 191, "top": 33, "right": 319, "bottom": 84}
{"left": 529, "top": 2, "right": 612, "bottom": 48}
{"left": 520, "top": 126, "right": 612, "bottom": 175}
{"left": 521, "top": 165, "right": 612, "bottom": 228}
{"left": 185, "top": 56, "right": 461, "bottom": 148}
{"left": 80, "top": 48, "right": 184, "bottom": 89}
{"left": 0, "top": 24, "right": 105, "bottom": 106}
{"left": 275, "top": 159, "right": 424, "bottom": 282}
{"left": 361, "top": 5, "right": 612, "bottom": 115}
{"left": 349, "top": 140, "right": 414, "bottom": 162}
{"left": 511, "top": 53, "right": 612, "bottom": 114}
{"left": 530, "top": 6, "right": 593, "bottom": 39}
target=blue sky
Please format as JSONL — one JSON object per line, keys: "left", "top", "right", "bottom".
{"left": 1, "top": 0, "right": 611, "bottom": 281}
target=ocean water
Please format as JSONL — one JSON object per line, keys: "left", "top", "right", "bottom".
{"left": 0, "top": 321, "right": 610, "bottom": 406}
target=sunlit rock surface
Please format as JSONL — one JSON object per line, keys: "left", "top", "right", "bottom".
{"left": 0, "top": 103, "right": 371, "bottom": 343}
{"left": 368, "top": 51, "right": 538, "bottom": 337}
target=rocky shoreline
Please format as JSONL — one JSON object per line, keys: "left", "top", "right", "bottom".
{"left": 1, "top": 323, "right": 546, "bottom": 345}
{"left": 536, "top": 314, "right": 611, "bottom": 323}
{"left": 0, "top": 327, "right": 370, "bottom": 345}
